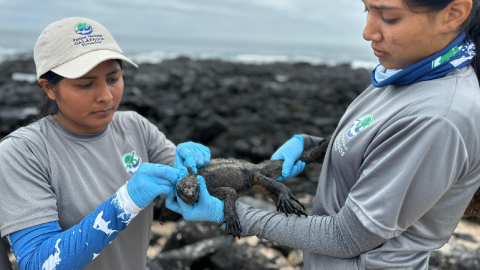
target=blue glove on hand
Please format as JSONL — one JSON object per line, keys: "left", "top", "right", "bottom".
{"left": 127, "top": 163, "right": 184, "bottom": 209}
{"left": 166, "top": 176, "right": 224, "bottom": 223}
{"left": 271, "top": 135, "right": 306, "bottom": 181}
{"left": 174, "top": 142, "right": 211, "bottom": 175}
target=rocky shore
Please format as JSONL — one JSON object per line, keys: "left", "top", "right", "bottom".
{"left": 1, "top": 57, "right": 479, "bottom": 269}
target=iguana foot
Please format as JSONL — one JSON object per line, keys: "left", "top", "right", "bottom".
{"left": 219, "top": 210, "right": 242, "bottom": 238}
{"left": 276, "top": 191, "right": 308, "bottom": 217}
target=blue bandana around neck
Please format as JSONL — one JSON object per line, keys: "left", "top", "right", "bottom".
{"left": 372, "top": 32, "right": 476, "bottom": 87}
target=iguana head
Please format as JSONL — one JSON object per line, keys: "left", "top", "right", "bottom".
{"left": 176, "top": 166, "right": 200, "bottom": 205}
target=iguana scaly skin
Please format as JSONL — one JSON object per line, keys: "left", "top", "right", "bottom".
{"left": 176, "top": 137, "right": 329, "bottom": 238}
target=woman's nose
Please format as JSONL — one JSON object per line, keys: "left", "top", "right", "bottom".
{"left": 363, "top": 14, "right": 383, "bottom": 42}
{"left": 96, "top": 82, "right": 113, "bottom": 103}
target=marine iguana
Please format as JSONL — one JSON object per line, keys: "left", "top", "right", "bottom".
{"left": 175, "top": 136, "right": 329, "bottom": 238}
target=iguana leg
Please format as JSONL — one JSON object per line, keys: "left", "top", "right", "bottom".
{"left": 210, "top": 187, "right": 242, "bottom": 238}
{"left": 252, "top": 172, "right": 307, "bottom": 217}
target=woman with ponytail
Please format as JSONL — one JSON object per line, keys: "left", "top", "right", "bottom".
{"left": 169, "top": 0, "right": 480, "bottom": 269}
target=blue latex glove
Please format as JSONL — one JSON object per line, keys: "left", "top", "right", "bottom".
{"left": 174, "top": 142, "right": 211, "bottom": 175}
{"left": 126, "top": 163, "right": 183, "bottom": 209}
{"left": 271, "top": 135, "right": 306, "bottom": 181}
{"left": 166, "top": 176, "right": 224, "bottom": 223}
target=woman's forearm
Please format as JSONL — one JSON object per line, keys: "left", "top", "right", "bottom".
{"left": 8, "top": 184, "right": 141, "bottom": 270}
{"left": 236, "top": 202, "right": 386, "bottom": 258}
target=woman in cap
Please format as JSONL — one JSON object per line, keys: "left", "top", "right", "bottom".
{"left": 168, "top": 0, "right": 480, "bottom": 269}
{"left": 0, "top": 17, "right": 213, "bottom": 270}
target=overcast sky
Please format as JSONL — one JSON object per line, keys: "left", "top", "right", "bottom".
{"left": 1, "top": 0, "right": 368, "bottom": 43}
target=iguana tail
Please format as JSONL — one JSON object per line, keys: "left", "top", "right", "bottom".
{"left": 299, "top": 137, "right": 329, "bottom": 164}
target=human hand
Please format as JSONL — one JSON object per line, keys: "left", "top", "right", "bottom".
{"left": 166, "top": 176, "right": 224, "bottom": 223}
{"left": 126, "top": 163, "right": 184, "bottom": 209}
{"left": 174, "top": 142, "right": 211, "bottom": 175}
{"left": 271, "top": 135, "right": 306, "bottom": 181}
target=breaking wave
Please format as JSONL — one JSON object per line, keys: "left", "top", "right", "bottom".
{"left": 0, "top": 47, "right": 378, "bottom": 71}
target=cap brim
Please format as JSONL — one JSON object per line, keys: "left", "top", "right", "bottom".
{"left": 51, "top": 50, "right": 138, "bottom": 79}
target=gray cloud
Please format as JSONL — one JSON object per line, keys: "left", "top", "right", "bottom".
{"left": 0, "top": 0, "right": 372, "bottom": 61}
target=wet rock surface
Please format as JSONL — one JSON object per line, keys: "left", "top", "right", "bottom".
{"left": 1, "top": 57, "right": 479, "bottom": 269}
{"left": 0, "top": 57, "right": 368, "bottom": 162}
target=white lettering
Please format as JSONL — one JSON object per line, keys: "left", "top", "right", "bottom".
{"left": 334, "top": 130, "right": 350, "bottom": 157}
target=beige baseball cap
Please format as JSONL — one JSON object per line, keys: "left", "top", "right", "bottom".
{"left": 34, "top": 17, "right": 138, "bottom": 80}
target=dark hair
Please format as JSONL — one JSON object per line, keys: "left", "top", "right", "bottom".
{"left": 402, "top": 0, "right": 480, "bottom": 84}
{"left": 36, "top": 71, "right": 63, "bottom": 120}
{"left": 35, "top": 59, "right": 125, "bottom": 120}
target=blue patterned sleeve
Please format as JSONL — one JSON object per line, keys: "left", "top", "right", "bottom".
{"left": 7, "top": 184, "right": 141, "bottom": 270}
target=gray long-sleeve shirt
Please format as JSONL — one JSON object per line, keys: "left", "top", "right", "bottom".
{"left": 236, "top": 202, "right": 386, "bottom": 258}
{"left": 236, "top": 65, "right": 480, "bottom": 269}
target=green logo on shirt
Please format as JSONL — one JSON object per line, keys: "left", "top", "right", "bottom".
{"left": 347, "top": 114, "right": 374, "bottom": 138}
{"left": 122, "top": 150, "right": 142, "bottom": 175}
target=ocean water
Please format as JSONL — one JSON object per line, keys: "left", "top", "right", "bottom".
{"left": 0, "top": 0, "right": 379, "bottom": 69}
{"left": 0, "top": 29, "right": 379, "bottom": 70}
